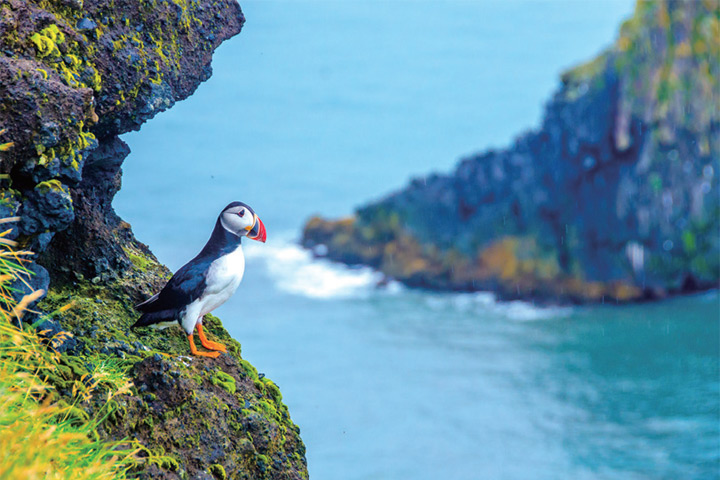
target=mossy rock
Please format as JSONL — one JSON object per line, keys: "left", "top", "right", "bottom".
{"left": 37, "top": 245, "right": 307, "bottom": 479}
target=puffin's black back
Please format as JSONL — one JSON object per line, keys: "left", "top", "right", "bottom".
{"left": 132, "top": 258, "right": 210, "bottom": 327}
{"left": 131, "top": 207, "right": 244, "bottom": 328}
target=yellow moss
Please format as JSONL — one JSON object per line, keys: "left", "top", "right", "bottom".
{"left": 29, "top": 24, "right": 66, "bottom": 59}
{"left": 65, "top": 54, "right": 82, "bottom": 68}
{"left": 78, "top": 122, "right": 96, "bottom": 149}
{"left": 656, "top": 2, "right": 670, "bottom": 28}
{"left": 675, "top": 39, "right": 692, "bottom": 57}
{"left": 610, "top": 282, "right": 642, "bottom": 301}
{"left": 30, "top": 32, "right": 57, "bottom": 58}
{"left": 617, "top": 34, "right": 631, "bottom": 52}
{"left": 35, "top": 179, "right": 67, "bottom": 195}
{"left": 584, "top": 282, "right": 606, "bottom": 300}
{"left": 43, "top": 24, "right": 65, "bottom": 44}
{"left": 210, "top": 464, "right": 227, "bottom": 480}
{"left": 480, "top": 237, "right": 520, "bottom": 280}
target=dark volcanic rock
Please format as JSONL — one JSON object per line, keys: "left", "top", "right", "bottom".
{"left": 0, "top": 0, "right": 245, "bottom": 261}
{"left": 39, "top": 135, "right": 133, "bottom": 280}
{"left": 20, "top": 179, "right": 74, "bottom": 235}
{"left": 303, "top": 1, "right": 720, "bottom": 303}
{"left": 120, "top": 353, "right": 306, "bottom": 480}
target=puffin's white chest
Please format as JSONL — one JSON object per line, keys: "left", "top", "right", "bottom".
{"left": 203, "top": 246, "right": 245, "bottom": 309}
{"left": 181, "top": 246, "right": 245, "bottom": 332}
{"left": 208, "top": 245, "right": 245, "bottom": 289}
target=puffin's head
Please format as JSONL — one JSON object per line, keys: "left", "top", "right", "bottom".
{"left": 219, "top": 201, "right": 267, "bottom": 242}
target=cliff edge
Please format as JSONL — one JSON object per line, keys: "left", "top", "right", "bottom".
{"left": 0, "top": 1, "right": 307, "bottom": 478}
{"left": 302, "top": 1, "right": 719, "bottom": 304}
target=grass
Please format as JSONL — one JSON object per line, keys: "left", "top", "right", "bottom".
{"left": 0, "top": 219, "right": 137, "bottom": 479}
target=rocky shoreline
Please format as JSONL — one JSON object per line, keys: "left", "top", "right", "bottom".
{"left": 0, "top": 1, "right": 307, "bottom": 478}
{"left": 301, "top": 1, "right": 719, "bottom": 305}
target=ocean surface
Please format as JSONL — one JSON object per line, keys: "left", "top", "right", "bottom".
{"left": 115, "top": 1, "right": 720, "bottom": 479}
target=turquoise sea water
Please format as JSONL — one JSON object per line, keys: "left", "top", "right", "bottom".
{"left": 115, "top": 1, "right": 720, "bottom": 479}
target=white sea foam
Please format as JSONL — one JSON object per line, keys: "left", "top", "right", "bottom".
{"left": 244, "top": 236, "right": 397, "bottom": 300}
{"left": 245, "top": 235, "right": 571, "bottom": 320}
{"left": 499, "top": 300, "right": 571, "bottom": 321}
{"left": 424, "top": 291, "right": 571, "bottom": 321}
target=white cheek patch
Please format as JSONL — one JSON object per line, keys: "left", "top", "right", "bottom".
{"left": 221, "top": 212, "right": 242, "bottom": 235}
{"left": 220, "top": 210, "right": 254, "bottom": 235}
{"left": 220, "top": 214, "right": 230, "bottom": 232}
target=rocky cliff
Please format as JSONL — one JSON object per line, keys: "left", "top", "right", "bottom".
{"left": 0, "top": 1, "right": 307, "bottom": 478}
{"left": 302, "top": 0, "right": 719, "bottom": 304}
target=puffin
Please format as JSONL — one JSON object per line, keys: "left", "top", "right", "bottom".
{"left": 132, "top": 201, "right": 267, "bottom": 358}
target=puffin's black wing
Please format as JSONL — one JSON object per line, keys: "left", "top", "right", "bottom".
{"left": 131, "top": 257, "right": 210, "bottom": 328}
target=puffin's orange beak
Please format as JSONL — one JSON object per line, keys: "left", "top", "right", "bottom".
{"left": 247, "top": 216, "right": 266, "bottom": 243}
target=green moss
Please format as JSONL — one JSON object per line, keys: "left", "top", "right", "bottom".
{"left": 256, "top": 454, "right": 270, "bottom": 470}
{"left": 128, "top": 252, "right": 152, "bottom": 270}
{"left": 142, "top": 446, "right": 180, "bottom": 472}
{"left": 263, "top": 378, "right": 282, "bottom": 402}
{"left": 649, "top": 173, "right": 663, "bottom": 193}
{"left": 257, "top": 399, "right": 280, "bottom": 422}
{"left": 239, "top": 359, "right": 259, "bottom": 381}
{"left": 210, "top": 370, "right": 236, "bottom": 394}
{"left": 0, "top": 189, "right": 20, "bottom": 208}
{"left": 682, "top": 230, "right": 697, "bottom": 254}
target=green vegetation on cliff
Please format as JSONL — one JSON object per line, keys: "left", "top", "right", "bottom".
{"left": 0, "top": 221, "right": 307, "bottom": 479}
{"left": 0, "top": 226, "right": 135, "bottom": 479}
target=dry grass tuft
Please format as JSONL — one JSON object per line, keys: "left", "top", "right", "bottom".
{"left": 0, "top": 218, "right": 137, "bottom": 479}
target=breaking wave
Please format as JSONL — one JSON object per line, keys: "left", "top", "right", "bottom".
{"left": 244, "top": 236, "right": 398, "bottom": 300}
{"left": 245, "top": 234, "right": 572, "bottom": 320}
{"left": 423, "top": 292, "right": 572, "bottom": 321}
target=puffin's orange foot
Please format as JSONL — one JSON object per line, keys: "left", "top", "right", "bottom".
{"left": 201, "top": 340, "right": 227, "bottom": 352}
{"left": 187, "top": 334, "right": 221, "bottom": 358}
{"left": 193, "top": 349, "right": 221, "bottom": 358}
{"left": 197, "top": 324, "right": 227, "bottom": 352}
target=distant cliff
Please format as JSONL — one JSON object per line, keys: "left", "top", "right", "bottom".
{"left": 303, "top": 1, "right": 719, "bottom": 303}
{"left": 0, "top": 1, "right": 307, "bottom": 478}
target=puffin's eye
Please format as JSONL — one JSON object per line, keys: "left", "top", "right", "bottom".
{"left": 237, "top": 210, "right": 245, "bottom": 218}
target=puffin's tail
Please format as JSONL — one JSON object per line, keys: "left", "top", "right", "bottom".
{"left": 132, "top": 293, "right": 176, "bottom": 328}
{"left": 135, "top": 292, "right": 160, "bottom": 311}
{"left": 131, "top": 310, "right": 177, "bottom": 329}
